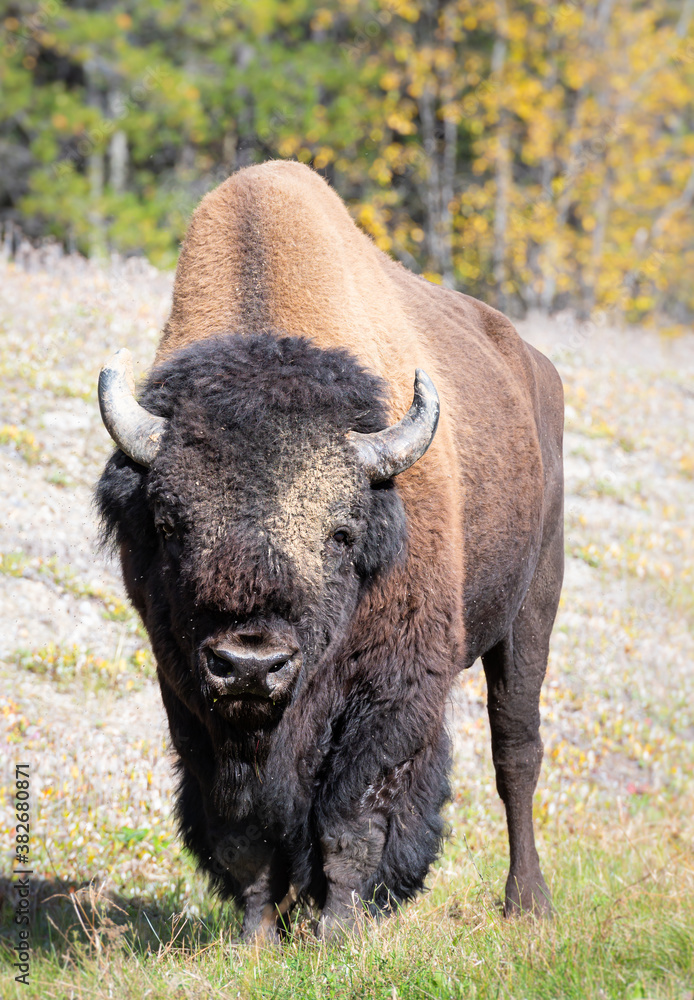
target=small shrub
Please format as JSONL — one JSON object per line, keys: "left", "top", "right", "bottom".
{"left": 0, "top": 424, "right": 41, "bottom": 464}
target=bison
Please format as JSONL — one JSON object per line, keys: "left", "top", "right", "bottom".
{"left": 96, "top": 159, "right": 563, "bottom": 941}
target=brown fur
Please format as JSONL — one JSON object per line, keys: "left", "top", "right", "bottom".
{"left": 144, "top": 160, "right": 564, "bottom": 927}
{"left": 159, "top": 159, "right": 561, "bottom": 669}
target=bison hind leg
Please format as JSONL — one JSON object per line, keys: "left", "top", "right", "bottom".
{"left": 482, "top": 507, "right": 563, "bottom": 918}
{"left": 482, "top": 629, "right": 553, "bottom": 919}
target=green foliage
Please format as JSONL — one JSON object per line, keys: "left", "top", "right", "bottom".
{"left": 1, "top": 1, "right": 693, "bottom": 322}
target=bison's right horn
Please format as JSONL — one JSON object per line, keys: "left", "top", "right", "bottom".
{"left": 348, "top": 369, "right": 440, "bottom": 482}
{"left": 98, "top": 348, "right": 167, "bottom": 467}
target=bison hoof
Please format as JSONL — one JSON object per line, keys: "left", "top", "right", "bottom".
{"left": 241, "top": 923, "right": 281, "bottom": 948}
{"left": 240, "top": 908, "right": 282, "bottom": 947}
{"left": 316, "top": 907, "right": 359, "bottom": 943}
{"left": 503, "top": 874, "right": 552, "bottom": 918}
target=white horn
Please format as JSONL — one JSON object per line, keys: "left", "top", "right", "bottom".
{"left": 348, "top": 369, "right": 439, "bottom": 482}
{"left": 98, "top": 349, "right": 167, "bottom": 467}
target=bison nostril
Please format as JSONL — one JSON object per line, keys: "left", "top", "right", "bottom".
{"left": 206, "top": 649, "right": 236, "bottom": 678}
{"left": 267, "top": 655, "right": 290, "bottom": 674}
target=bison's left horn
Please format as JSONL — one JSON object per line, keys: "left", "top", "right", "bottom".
{"left": 98, "top": 348, "right": 167, "bottom": 467}
{"left": 348, "top": 369, "right": 440, "bottom": 482}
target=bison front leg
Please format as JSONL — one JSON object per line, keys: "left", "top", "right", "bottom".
{"left": 211, "top": 830, "right": 290, "bottom": 943}
{"left": 238, "top": 854, "right": 282, "bottom": 944}
{"left": 239, "top": 874, "right": 297, "bottom": 943}
{"left": 317, "top": 812, "right": 387, "bottom": 939}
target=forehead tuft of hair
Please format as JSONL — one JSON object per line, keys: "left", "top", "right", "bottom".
{"left": 139, "top": 332, "right": 391, "bottom": 437}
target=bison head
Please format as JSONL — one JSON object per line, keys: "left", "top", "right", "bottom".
{"left": 97, "top": 334, "right": 438, "bottom": 737}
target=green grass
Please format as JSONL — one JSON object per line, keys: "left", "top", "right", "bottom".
{"left": 0, "top": 549, "right": 145, "bottom": 631}
{"left": 1, "top": 802, "right": 692, "bottom": 1000}
{"left": 13, "top": 642, "right": 155, "bottom": 694}
{"left": 2, "top": 549, "right": 155, "bottom": 695}
{"left": 45, "top": 469, "right": 77, "bottom": 489}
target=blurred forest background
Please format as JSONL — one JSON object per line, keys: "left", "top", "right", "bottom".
{"left": 2, "top": 0, "right": 694, "bottom": 327}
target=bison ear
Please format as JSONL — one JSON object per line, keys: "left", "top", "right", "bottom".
{"left": 347, "top": 369, "right": 440, "bottom": 483}
{"left": 98, "top": 348, "right": 168, "bottom": 467}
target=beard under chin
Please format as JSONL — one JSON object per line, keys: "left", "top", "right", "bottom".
{"left": 208, "top": 692, "right": 288, "bottom": 728}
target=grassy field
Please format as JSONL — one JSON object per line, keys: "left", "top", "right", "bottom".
{"left": 0, "top": 255, "right": 693, "bottom": 999}
{"left": 3, "top": 807, "right": 694, "bottom": 1000}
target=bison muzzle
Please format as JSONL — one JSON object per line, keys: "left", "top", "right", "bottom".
{"left": 96, "top": 160, "right": 564, "bottom": 942}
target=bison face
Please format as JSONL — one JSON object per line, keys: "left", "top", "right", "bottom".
{"left": 97, "top": 333, "right": 438, "bottom": 734}
{"left": 141, "top": 407, "right": 396, "bottom": 728}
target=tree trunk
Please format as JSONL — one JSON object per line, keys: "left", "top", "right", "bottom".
{"left": 109, "top": 131, "right": 128, "bottom": 194}
{"left": 439, "top": 115, "right": 456, "bottom": 288}
{"left": 87, "top": 148, "right": 106, "bottom": 258}
{"left": 548, "top": 0, "right": 617, "bottom": 312}
{"left": 85, "top": 66, "right": 106, "bottom": 258}
{"left": 581, "top": 166, "right": 612, "bottom": 317}
{"left": 107, "top": 89, "right": 128, "bottom": 194}
{"left": 491, "top": 4, "right": 510, "bottom": 313}
{"left": 419, "top": 87, "right": 443, "bottom": 275}
{"left": 415, "top": 2, "right": 456, "bottom": 287}
{"left": 417, "top": 92, "right": 456, "bottom": 287}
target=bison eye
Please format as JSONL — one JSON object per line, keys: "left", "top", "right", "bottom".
{"left": 332, "top": 528, "right": 352, "bottom": 545}
{"left": 157, "top": 518, "right": 176, "bottom": 539}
